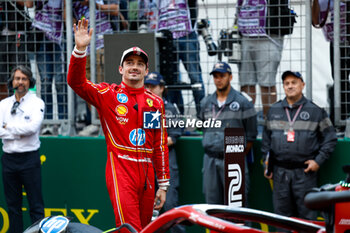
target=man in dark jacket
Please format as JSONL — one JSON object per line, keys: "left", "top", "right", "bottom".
{"left": 261, "top": 70, "right": 337, "bottom": 220}
{"left": 199, "top": 62, "right": 257, "bottom": 205}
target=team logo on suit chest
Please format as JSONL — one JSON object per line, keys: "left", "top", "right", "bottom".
{"left": 129, "top": 128, "right": 146, "bottom": 146}
{"left": 115, "top": 104, "right": 129, "bottom": 124}
{"left": 116, "top": 104, "right": 128, "bottom": 116}
{"left": 146, "top": 98, "right": 153, "bottom": 107}
{"left": 117, "top": 93, "right": 128, "bottom": 103}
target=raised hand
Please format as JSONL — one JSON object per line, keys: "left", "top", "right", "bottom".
{"left": 73, "top": 18, "right": 93, "bottom": 52}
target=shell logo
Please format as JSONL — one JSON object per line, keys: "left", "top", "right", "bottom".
{"left": 116, "top": 104, "right": 128, "bottom": 116}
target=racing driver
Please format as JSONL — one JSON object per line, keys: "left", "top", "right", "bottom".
{"left": 67, "top": 19, "right": 170, "bottom": 232}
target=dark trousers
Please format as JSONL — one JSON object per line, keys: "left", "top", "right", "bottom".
{"left": 1, "top": 150, "right": 44, "bottom": 233}
{"left": 272, "top": 166, "right": 317, "bottom": 220}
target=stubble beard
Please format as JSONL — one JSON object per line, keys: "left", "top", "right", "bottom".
{"left": 217, "top": 83, "right": 230, "bottom": 93}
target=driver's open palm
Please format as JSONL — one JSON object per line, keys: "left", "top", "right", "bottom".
{"left": 73, "top": 18, "right": 93, "bottom": 50}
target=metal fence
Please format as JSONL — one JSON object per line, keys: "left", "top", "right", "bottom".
{"left": 0, "top": 0, "right": 348, "bottom": 136}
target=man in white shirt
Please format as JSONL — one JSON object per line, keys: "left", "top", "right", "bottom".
{"left": 0, "top": 65, "right": 45, "bottom": 233}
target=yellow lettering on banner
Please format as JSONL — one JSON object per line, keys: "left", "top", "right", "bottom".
{"left": 0, "top": 207, "right": 9, "bottom": 233}
{"left": 0, "top": 207, "right": 99, "bottom": 231}
{"left": 44, "top": 208, "right": 67, "bottom": 216}
{"left": 71, "top": 209, "right": 99, "bottom": 224}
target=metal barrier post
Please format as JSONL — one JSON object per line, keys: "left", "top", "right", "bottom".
{"left": 65, "top": 0, "right": 75, "bottom": 136}
{"left": 306, "top": 0, "right": 312, "bottom": 99}
{"left": 333, "top": 0, "right": 341, "bottom": 125}
{"left": 89, "top": 0, "right": 100, "bottom": 128}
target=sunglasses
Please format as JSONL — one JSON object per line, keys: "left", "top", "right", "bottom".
{"left": 11, "top": 101, "right": 20, "bottom": 115}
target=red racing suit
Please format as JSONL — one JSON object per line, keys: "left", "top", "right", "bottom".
{"left": 67, "top": 54, "right": 170, "bottom": 231}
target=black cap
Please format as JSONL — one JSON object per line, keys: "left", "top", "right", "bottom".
{"left": 281, "top": 71, "right": 304, "bottom": 82}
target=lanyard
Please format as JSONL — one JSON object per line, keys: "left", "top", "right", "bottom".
{"left": 285, "top": 104, "right": 303, "bottom": 130}
{"left": 212, "top": 104, "right": 225, "bottom": 120}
